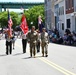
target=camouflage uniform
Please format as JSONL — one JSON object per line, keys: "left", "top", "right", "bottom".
{"left": 27, "top": 30, "right": 38, "bottom": 57}
{"left": 41, "top": 28, "right": 49, "bottom": 57}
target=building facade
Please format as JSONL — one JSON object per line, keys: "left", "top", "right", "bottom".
{"left": 54, "top": 0, "right": 76, "bottom": 36}
{"left": 55, "top": 0, "right": 65, "bottom": 36}
{"left": 45, "top": 0, "right": 76, "bottom": 35}
{"left": 44, "top": 0, "right": 55, "bottom": 30}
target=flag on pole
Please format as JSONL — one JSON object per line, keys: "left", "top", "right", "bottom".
{"left": 20, "top": 14, "right": 28, "bottom": 34}
{"left": 38, "top": 15, "right": 44, "bottom": 32}
{"left": 38, "top": 15, "right": 42, "bottom": 25}
{"left": 7, "top": 10, "right": 13, "bottom": 37}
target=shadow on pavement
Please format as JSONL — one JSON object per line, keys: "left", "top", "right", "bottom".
{"left": 0, "top": 54, "right": 7, "bottom": 57}
{"left": 13, "top": 53, "right": 23, "bottom": 56}
{"left": 23, "top": 56, "right": 43, "bottom": 59}
{"left": 23, "top": 57, "right": 32, "bottom": 59}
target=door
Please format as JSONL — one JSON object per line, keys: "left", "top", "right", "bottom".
{"left": 67, "top": 19, "right": 70, "bottom": 29}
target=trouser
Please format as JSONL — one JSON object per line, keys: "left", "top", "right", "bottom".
{"left": 36, "top": 41, "right": 40, "bottom": 52}
{"left": 41, "top": 42, "right": 48, "bottom": 56}
{"left": 22, "top": 39, "right": 27, "bottom": 53}
{"left": 6, "top": 41, "right": 12, "bottom": 55}
{"left": 30, "top": 43, "right": 36, "bottom": 57}
{"left": 12, "top": 40, "right": 15, "bottom": 49}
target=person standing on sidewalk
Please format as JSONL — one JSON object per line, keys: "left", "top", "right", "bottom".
{"left": 41, "top": 28, "right": 49, "bottom": 57}
{"left": 21, "top": 32, "right": 27, "bottom": 53}
{"left": 27, "top": 26, "right": 38, "bottom": 58}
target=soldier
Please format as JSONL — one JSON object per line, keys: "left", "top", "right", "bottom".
{"left": 41, "top": 28, "right": 49, "bottom": 57}
{"left": 27, "top": 26, "right": 38, "bottom": 58}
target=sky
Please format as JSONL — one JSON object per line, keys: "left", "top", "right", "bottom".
{"left": 0, "top": 0, "right": 44, "bottom": 2}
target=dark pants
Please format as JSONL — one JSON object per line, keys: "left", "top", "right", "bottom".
{"left": 22, "top": 39, "right": 27, "bottom": 53}
{"left": 6, "top": 41, "right": 12, "bottom": 55}
{"left": 36, "top": 41, "right": 40, "bottom": 52}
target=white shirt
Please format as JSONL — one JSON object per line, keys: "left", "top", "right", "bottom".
{"left": 22, "top": 34, "right": 27, "bottom": 39}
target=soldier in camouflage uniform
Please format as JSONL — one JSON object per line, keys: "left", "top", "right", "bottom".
{"left": 41, "top": 28, "right": 49, "bottom": 57}
{"left": 27, "top": 26, "right": 38, "bottom": 58}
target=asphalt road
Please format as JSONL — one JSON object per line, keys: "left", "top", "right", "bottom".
{"left": 0, "top": 39, "right": 76, "bottom": 75}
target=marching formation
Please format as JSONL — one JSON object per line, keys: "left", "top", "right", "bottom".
{"left": 0, "top": 10, "right": 49, "bottom": 58}
{"left": 4, "top": 26, "right": 49, "bottom": 58}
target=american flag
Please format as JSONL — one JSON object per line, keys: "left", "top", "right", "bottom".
{"left": 7, "top": 10, "right": 13, "bottom": 37}
{"left": 8, "top": 10, "right": 13, "bottom": 28}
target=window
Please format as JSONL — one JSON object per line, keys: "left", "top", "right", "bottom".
{"left": 69, "top": 0, "right": 71, "bottom": 8}
{"left": 67, "top": 19, "right": 70, "bottom": 28}
{"left": 62, "top": 23, "right": 64, "bottom": 30}
{"left": 66, "top": 0, "right": 69, "bottom": 9}
{"left": 59, "top": 8, "right": 60, "bottom": 15}
{"left": 71, "top": 0, "right": 74, "bottom": 7}
{"left": 62, "top": 6, "right": 64, "bottom": 15}
{"left": 59, "top": 6, "right": 64, "bottom": 15}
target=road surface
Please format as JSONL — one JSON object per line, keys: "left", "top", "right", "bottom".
{"left": 0, "top": 39, "right": 76, "bottom": 75}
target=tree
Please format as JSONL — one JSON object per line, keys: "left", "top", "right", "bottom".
{"left": 0, "top": 11, "right": 20, "bottom": 29}
{"left": 0, "top": 12, "right": 7, "bottom": 28}
{"left": 10, "top": 12, "right": 19, "bottom": 29}
{"left": 24, "top": 5, "right": 45, "bottom": 29}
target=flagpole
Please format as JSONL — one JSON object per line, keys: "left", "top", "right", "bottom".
{"left": 22, "top": 0, "right": 24, "bottom": 13}
{"left": 7, "top": 9, "right": 9, "bottom": 28}
{"left": 7, "top": 9, "right": 13, "bottom": 38}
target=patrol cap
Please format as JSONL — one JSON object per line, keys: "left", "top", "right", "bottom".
{"left": 32, "top": 26, "right": 35, "bottom": 29}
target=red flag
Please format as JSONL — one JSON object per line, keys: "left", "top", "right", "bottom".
{"left": 20, "top": 14, "right": 28, "bottom": 34}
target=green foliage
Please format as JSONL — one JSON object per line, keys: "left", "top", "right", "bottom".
{"left": 0, "top": 11, "right": 21, "bottom": 29}
{"left": 0, "top": 12, "right": 8, "bottom": 28}
{"left": 10, "top": 12, "right": 19, "bottom": 28}
{"left": 24, "top": 5, "right": 45, "bottom": 29}
{"left": 0, "top": 5, "right": 44, "bottom": 30}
